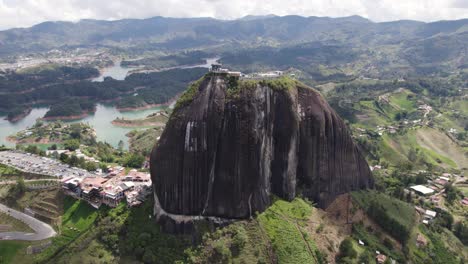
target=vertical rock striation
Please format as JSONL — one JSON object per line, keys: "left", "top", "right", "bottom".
{"left": 150, "top": 74, "right": 373, "bottom": 227}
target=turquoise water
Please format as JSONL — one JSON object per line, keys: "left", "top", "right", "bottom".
{"left": 0, "top": 107, "right": 49, "bottom": 147}
{"left": 92, "top": 61, "right": 132, "bottom": 81}
{"left": 0, "top": 57, "right": 219, "bottom": 149}
{"left": 0, "top": 104, "right": 164, "bottom": 149}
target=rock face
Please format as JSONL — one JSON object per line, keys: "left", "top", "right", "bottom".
{"left": 150, "top": 74, "right": 373, "bottom": 224}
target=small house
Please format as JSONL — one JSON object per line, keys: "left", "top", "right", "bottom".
{"left": 424, "top": 209, "right": 437, "bottom": 220}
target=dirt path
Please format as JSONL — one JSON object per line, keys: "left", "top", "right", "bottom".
{"left": 0, "top": 179, "right": 59, "bottom": 185}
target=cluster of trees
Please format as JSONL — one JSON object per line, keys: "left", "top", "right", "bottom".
{"left": 0, "top": 65, "right": 99, "bottom": 93}
{"left": 0, "top": 67, "right": 206, "bottom": 117}
{"left": 122, "top": 153, "right": 145, "bottom": 168}
{"left": 453, "top": 221, "right": 468, "bottom": 245}
{"left": 121, "top": 51, "right": 208, "bottom": 68}
{"left": 336, "top": 238, "right": 357, "bottom": 263}
{"left": 221, "top": 43, "right": 358, "bottom": 74}
{"left": 18, "top": 145, "right": 46, "bottom": 156}
{"left": 58, "top": 152, "right": 98, "bottom": 172}
{"left": 444, "top": 184, "right": 461, "bottom": 205}
{"left": 44, "top": 99, "right": 95, "bottom": 118}
{"left": 367, "top": 201, "right": 411, "bottom": 243}
{"left": 117, "top": 67, "right": 206, "bottom": 108}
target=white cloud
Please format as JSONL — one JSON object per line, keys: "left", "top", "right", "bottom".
{"left": 0, "top": 0, "right": 466, "bottom": 30}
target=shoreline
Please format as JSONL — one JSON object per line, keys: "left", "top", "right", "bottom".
{"left": 40, "top": 110, "right": 94, "bottom": 121}
{"left": 6, "top": 136, "right": 56, "bottom": 144}
{"left": 116, "top": 94, "right": 180, "bottom": 112}
{"left": 116, "top": 103, "right": 167, "bottom": 112}
{"left": 111, "top": 120, "right": 166, "bottom": 128}
{"left": 4, "top": 108, "right": 32, "bottom": 122}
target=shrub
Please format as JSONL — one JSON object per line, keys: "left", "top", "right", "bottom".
{"left": 338, "top": 238, "right": 357, "bottom": 260}
{"left": 232, "top": 226, "right": 248, "bottom": 251}
{"left": 213, "top": 240, "right": 232, "bottom": 262}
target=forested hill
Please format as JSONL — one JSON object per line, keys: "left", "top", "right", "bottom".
{"left": 0, "top": 16, "right": 466, "bottom": 55}
{"left": 0, "top": 67, "right": 207, "bottom": 118}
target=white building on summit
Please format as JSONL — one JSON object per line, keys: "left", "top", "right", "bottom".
{"left": 210, "top": 63, "right": 242, "bottom": 77}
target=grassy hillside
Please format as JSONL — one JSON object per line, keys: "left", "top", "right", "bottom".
{"left": 126, "top": 127, "right": 164, "bottom": 156}
{"left": 188, "top": 197, "right": 324, "bottom": 264}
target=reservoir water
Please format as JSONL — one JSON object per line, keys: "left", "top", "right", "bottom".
{"left": 0, "top": 104, "right": 164, "bottom": 149}
{"left": 0, "top": 57, "right": 219, "bottom": 149}
{"left": 92, "top": 61, "right": 133, "bottom": 81}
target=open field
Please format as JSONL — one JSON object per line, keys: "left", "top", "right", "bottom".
{"left": 380, "top": 128, "right": 459, "bottom": 169}
{"left": 415, "top": 128, "right": 467, "bottom": 170}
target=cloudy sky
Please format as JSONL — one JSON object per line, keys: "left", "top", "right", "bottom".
{"left": 0, "top": 0, "right": 467, "bottom": 30}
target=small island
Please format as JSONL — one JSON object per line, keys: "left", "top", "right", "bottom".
{"left": 112, "top": 111, "right": 170, "bottom": 128}
{"left": 7, "top": 121, "right": 96, "bottom": 145}
{"left": 42, "top": 99, "right": 96, "bottom": 121}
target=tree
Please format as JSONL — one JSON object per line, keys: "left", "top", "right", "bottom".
{"left": 454, "top": 222, "right": 468, "bottom": 245}
{"left": 358, "top": 251, "right": 373, "bottom": 264}
{"left": 69, "top": 124, "right": 82, "bottom": 139}
{"left": 59, "top": 153, "right": 69, "bottom": 163}
{"left": 69, "top": 155, "right": 79, "bottom": 167}
{"left": 118, "top": 140, "right": 124, "bottom": 152}
{"left": 64, "top": 139, "right": 80, "bottom": 151}
{"left": 85, "top": 162, "right": 98, "bottom": 172}
{"left": 406, "top": 192, "right": 412, "bottom": 203}
{"left": 415, "top": 173, "right": 426, "bottom": 184}
{"left": 445, "top": 184, "right": 458, "bottom": 205}
{"left": 337, "top": 238, "right": 357, "bottom": 261}
{"left": 123, "top": 153, "right": 145, "bottom": 168}
{"left": 48, "top": 144, "right": 58, "bottom": 150}
{"left": 408, "top": 148, "right": 418, "bottom": 162}
{"left": 16, "top": 177, "right": 26, "bottom": 194}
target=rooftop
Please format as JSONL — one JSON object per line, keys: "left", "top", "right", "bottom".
{"left": 410, "top": 185, "right": 435, "bottom": 195}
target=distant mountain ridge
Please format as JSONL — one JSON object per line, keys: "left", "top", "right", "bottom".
{"left": 0, "top": 15, "right": 466, "bottom": 56}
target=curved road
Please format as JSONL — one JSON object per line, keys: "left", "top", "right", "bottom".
{"left": 0, "top": 203, "right": 56, "bottom": 241}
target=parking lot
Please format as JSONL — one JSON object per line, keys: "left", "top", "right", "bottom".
{"left": 0, "top": 150, "right": 98, "bottom": 179}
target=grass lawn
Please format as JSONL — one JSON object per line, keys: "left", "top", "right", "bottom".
{"left": 388, "top": 90, "right": 416, "bottom": 112}
{"left": 34, "top": 196, "right": 99, "bottom": 263}
{"left": 0, "top": 241, "right": 29, "bottom": 264}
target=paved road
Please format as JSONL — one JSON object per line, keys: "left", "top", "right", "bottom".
{"left": 0, "top": 203, "right": 56, "bottom": 241}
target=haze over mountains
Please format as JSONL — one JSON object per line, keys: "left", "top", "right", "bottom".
{"left": 0, "top": 15, "right": 466, "bottom": 55}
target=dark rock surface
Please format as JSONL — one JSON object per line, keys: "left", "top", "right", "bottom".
{"left": 150, "top": 74, "right": 373, "bottom": 223}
